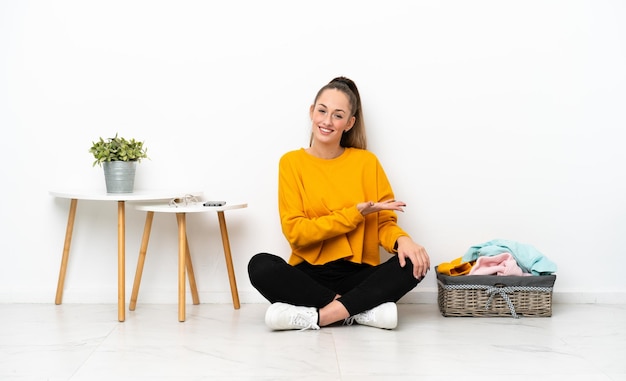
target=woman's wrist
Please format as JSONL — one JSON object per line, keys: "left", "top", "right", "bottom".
{"left": 357, "top": 201, "right": 374, "bottom": 215}
{"left": 395, "top": 235, "right": 410, "bottom": 251}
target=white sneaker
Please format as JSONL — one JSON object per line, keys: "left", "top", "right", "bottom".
{"left": 345, "top": 302, "right": 398, "bottom": 329}
{"left": 265, "top": 302, "right": 320, "bottom": 331}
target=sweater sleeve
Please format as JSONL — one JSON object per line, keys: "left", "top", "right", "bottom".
{"left": 374, "top": 158, "right": 409, "bottom": 253}
{"left": 278, "top": 153, "right": 365, "bottom": 249}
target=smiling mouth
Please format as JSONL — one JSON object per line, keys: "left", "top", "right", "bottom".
{"left": 318, "top": 126, "right": 334, "bottom": 134}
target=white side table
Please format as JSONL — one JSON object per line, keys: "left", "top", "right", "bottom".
{"left": 130, "top": 202, "right": 247, "bottom": 322}
{"left": 49, "top": 190, "right": 201, "bottom": 322}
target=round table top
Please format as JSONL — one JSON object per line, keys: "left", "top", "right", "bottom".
{"left": 134, "top": 201, "right": 248, "bottom": 213}
{"left": 49, "top": 189, "right": 203, "bottom": 202}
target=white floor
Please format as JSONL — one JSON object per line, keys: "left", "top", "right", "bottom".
{"left": 0, "top": 303, "right": 624, "bottom": 381}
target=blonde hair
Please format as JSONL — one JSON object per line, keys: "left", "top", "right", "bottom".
{"left": 309, "top": 76, "right": 367, "bottom": 150}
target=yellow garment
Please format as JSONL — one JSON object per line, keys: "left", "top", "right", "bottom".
{"left": 279, "top": 148, "right": 408, "bottom": 266}
{"left": 437, "top": 257, "right": 474, "bottom": 276}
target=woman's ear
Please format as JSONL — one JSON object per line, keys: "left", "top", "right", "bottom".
{"left": 346, "top": 115, "right": 356, "bottom": 130}
{"left": 309, "top": 104, "right": 315, "bottom": 119}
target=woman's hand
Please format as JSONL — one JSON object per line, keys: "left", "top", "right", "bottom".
{"left": 356, "top": 199, "right": 430, "bottom": 278}
{"left": 357, "top": 199, "right": 406, "bottom": 216}
{"left": 396, "top": 236, "right": 431, "bottom": 279}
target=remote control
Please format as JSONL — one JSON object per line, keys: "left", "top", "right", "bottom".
{"left": 203, "top": 201, "right": 226, "bottom": 207}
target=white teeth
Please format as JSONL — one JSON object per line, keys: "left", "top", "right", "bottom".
{"left": 320, "top": 127, "right": 332, "bottom": 133}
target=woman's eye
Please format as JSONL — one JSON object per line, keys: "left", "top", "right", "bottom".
{"left": 333, "top": 114, "right": 343, "bottom": 119}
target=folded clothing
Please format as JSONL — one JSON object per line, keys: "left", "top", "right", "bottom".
{"left": 462, "top": 239, "right": 557, "bottom": 275}
{"left": 469, "top": 252, "right": 526, "bottom": 276}
{"left": 437, "top": 257, "right": 474, "bottom": 276}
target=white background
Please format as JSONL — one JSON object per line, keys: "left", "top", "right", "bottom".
{"left": 1, "top": 0, "right": 624, "bottom": 304}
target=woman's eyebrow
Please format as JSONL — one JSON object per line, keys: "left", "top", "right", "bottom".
{"left": 318, "top": 103, "right": 346, "bottom": 113}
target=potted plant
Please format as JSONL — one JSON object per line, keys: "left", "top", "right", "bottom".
{"left": 89, "top": 133, "right": 149, "bottom": 193}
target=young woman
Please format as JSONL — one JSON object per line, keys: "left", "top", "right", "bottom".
{"left": 248, "top": 76, "right": 430, "bottom": 330}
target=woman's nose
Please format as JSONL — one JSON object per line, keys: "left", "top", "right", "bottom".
{"left": 322, "top": 114, "right": 332, "bottom": 126}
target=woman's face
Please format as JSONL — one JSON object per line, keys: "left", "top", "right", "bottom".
{"left": 309, "top": 89, "right": 355, "bottom": 146}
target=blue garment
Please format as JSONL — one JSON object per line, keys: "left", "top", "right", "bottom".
{"left": 461, "top": 239, "right": 557, "bottom": 275}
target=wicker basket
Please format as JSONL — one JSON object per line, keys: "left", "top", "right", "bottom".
{"left": 436, "top": 267, "right": 556, "bottom": 318}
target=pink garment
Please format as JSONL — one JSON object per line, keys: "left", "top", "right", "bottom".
{"left": 468, "top": 252, "right": 524, "bottom": 276}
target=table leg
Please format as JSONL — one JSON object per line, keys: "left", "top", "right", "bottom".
{"left": 55, "top": 198, "right": 78, "bottom": 305}
{"left": 130, "top": 211, "right": 154, "bottom": 311}
{"left": 184, "top": 235, "right": 200, "bottom": 305}
{"left": 176, "top": 213, "right": 187, "bottom": 322}
{"left": 217, "top": 211, "right": 240, "bottom": 309}
{"left": 118, "top": 201, "right": 126, "bottom": 322}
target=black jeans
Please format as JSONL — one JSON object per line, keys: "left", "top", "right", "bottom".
{"left": 247, "top": 252, "right": 421, "bottom": 316}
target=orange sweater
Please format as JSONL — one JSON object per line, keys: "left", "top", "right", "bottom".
{"left": 278, "top": 148, "right": 408, "bottom": 266}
